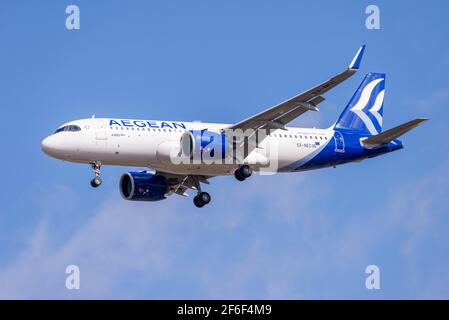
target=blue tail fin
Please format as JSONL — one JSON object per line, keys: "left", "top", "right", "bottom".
{"left": 334, "top": 73, "right": 386, "bottom": 135}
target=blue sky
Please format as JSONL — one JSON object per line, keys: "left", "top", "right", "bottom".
{"left": 0, "top": 0, "right": 448, "bottom": 299}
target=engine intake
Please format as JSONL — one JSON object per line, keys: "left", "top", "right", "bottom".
{"left": 119, "top": 172, "right": 168, "bottom": 201}
{"left": 180, "top": 129, "right": 228, "bottom": 161}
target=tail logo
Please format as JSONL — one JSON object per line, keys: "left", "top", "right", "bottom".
{"left": 349, "top": 78, "right": 385, "bottom": 134}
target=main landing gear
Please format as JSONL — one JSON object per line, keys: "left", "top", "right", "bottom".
{"left": 234, "top": 165, "right": 252, "bottom": 181}
{"left": 192, "top": 177, "right": 211, "bottom": 208}
{"left": 90, "top": 161, "right": 102, "bottom": 188}
{"left": 193, "top": 191, "right": 211, "bottom": 208}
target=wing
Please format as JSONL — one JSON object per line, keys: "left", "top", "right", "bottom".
{"left": 227, "top": 45, "right": 366, "bottom": 133}
{"left": 157, "top": 172, "right": 213, "bottom": 197}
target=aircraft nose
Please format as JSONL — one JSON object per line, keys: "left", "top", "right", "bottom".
{"left": 41, "top": 135, "right": 60, "bottom": 157}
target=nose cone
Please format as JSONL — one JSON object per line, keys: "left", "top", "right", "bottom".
{"left": 41, "top": 135, "right": 63, "bottom": 158}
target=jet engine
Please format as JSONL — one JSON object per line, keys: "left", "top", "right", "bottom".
{"left": 180, "top": 129, "right": 228, "bottom": 161}
{"left": 119, "top": 171, "right": 168, "bottom": 201}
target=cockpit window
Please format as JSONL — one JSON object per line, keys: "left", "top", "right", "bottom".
{"left": 54, "top": 125, "right": 81, "bottom": 133}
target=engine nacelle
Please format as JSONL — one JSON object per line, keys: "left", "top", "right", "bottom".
{"left": 180, "top": 129, "right": 228, "bottom": 161}
{"left": 119, "top": 172, "right": 168, "bottom": 201}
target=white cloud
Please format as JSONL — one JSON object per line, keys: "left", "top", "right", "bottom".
{"left": 0, "top": 173, "right": 333, "bottom": 299}
{"left": 0, "top": 167, "right": 448, "bottom": 299}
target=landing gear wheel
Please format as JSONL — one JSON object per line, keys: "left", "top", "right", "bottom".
{"left": 198, "top": 192, "right": 211, "bottom": 205}
{"left": 193, "top": 192, "right": 211, "bottom": 208}
{"left": 234, "top": 165, "right": 252, "bottom": 181}
{"left": 90, "top": 176, "right": 102, "bottom": 188}
{"left": 193, "top": 196, "right": 204, "bottom": 208}
{"left": 234, "top": 170, "right": 246, "bottom": 181}
{"left": 240, "top": 165, "right": 252, "bottom": 178}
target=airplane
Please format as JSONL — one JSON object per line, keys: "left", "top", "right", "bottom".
{"left": 41, "top": 46, "right": 427, "bottom": 208}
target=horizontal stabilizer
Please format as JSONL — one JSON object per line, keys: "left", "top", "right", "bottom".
{"left": 362, "top": 118, "right": 428, "bottom": 148}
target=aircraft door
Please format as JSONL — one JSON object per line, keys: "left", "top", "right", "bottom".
{"left": 94, "top": 119, "right": 108, "bottom": 141}
{"left": 334, "top": 131, "right": 345, "bottom": 153}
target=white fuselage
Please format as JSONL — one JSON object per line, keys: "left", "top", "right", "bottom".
{"left": 41, "top": 118, "right": 334, "bottom": 175}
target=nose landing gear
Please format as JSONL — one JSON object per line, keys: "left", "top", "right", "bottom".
{"left": 90, "top": 161, "right": 102, "bottom": 188}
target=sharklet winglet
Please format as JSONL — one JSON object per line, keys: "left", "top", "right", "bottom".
{"left": 349, "top": 45, "right": 366, "bottom": 70}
